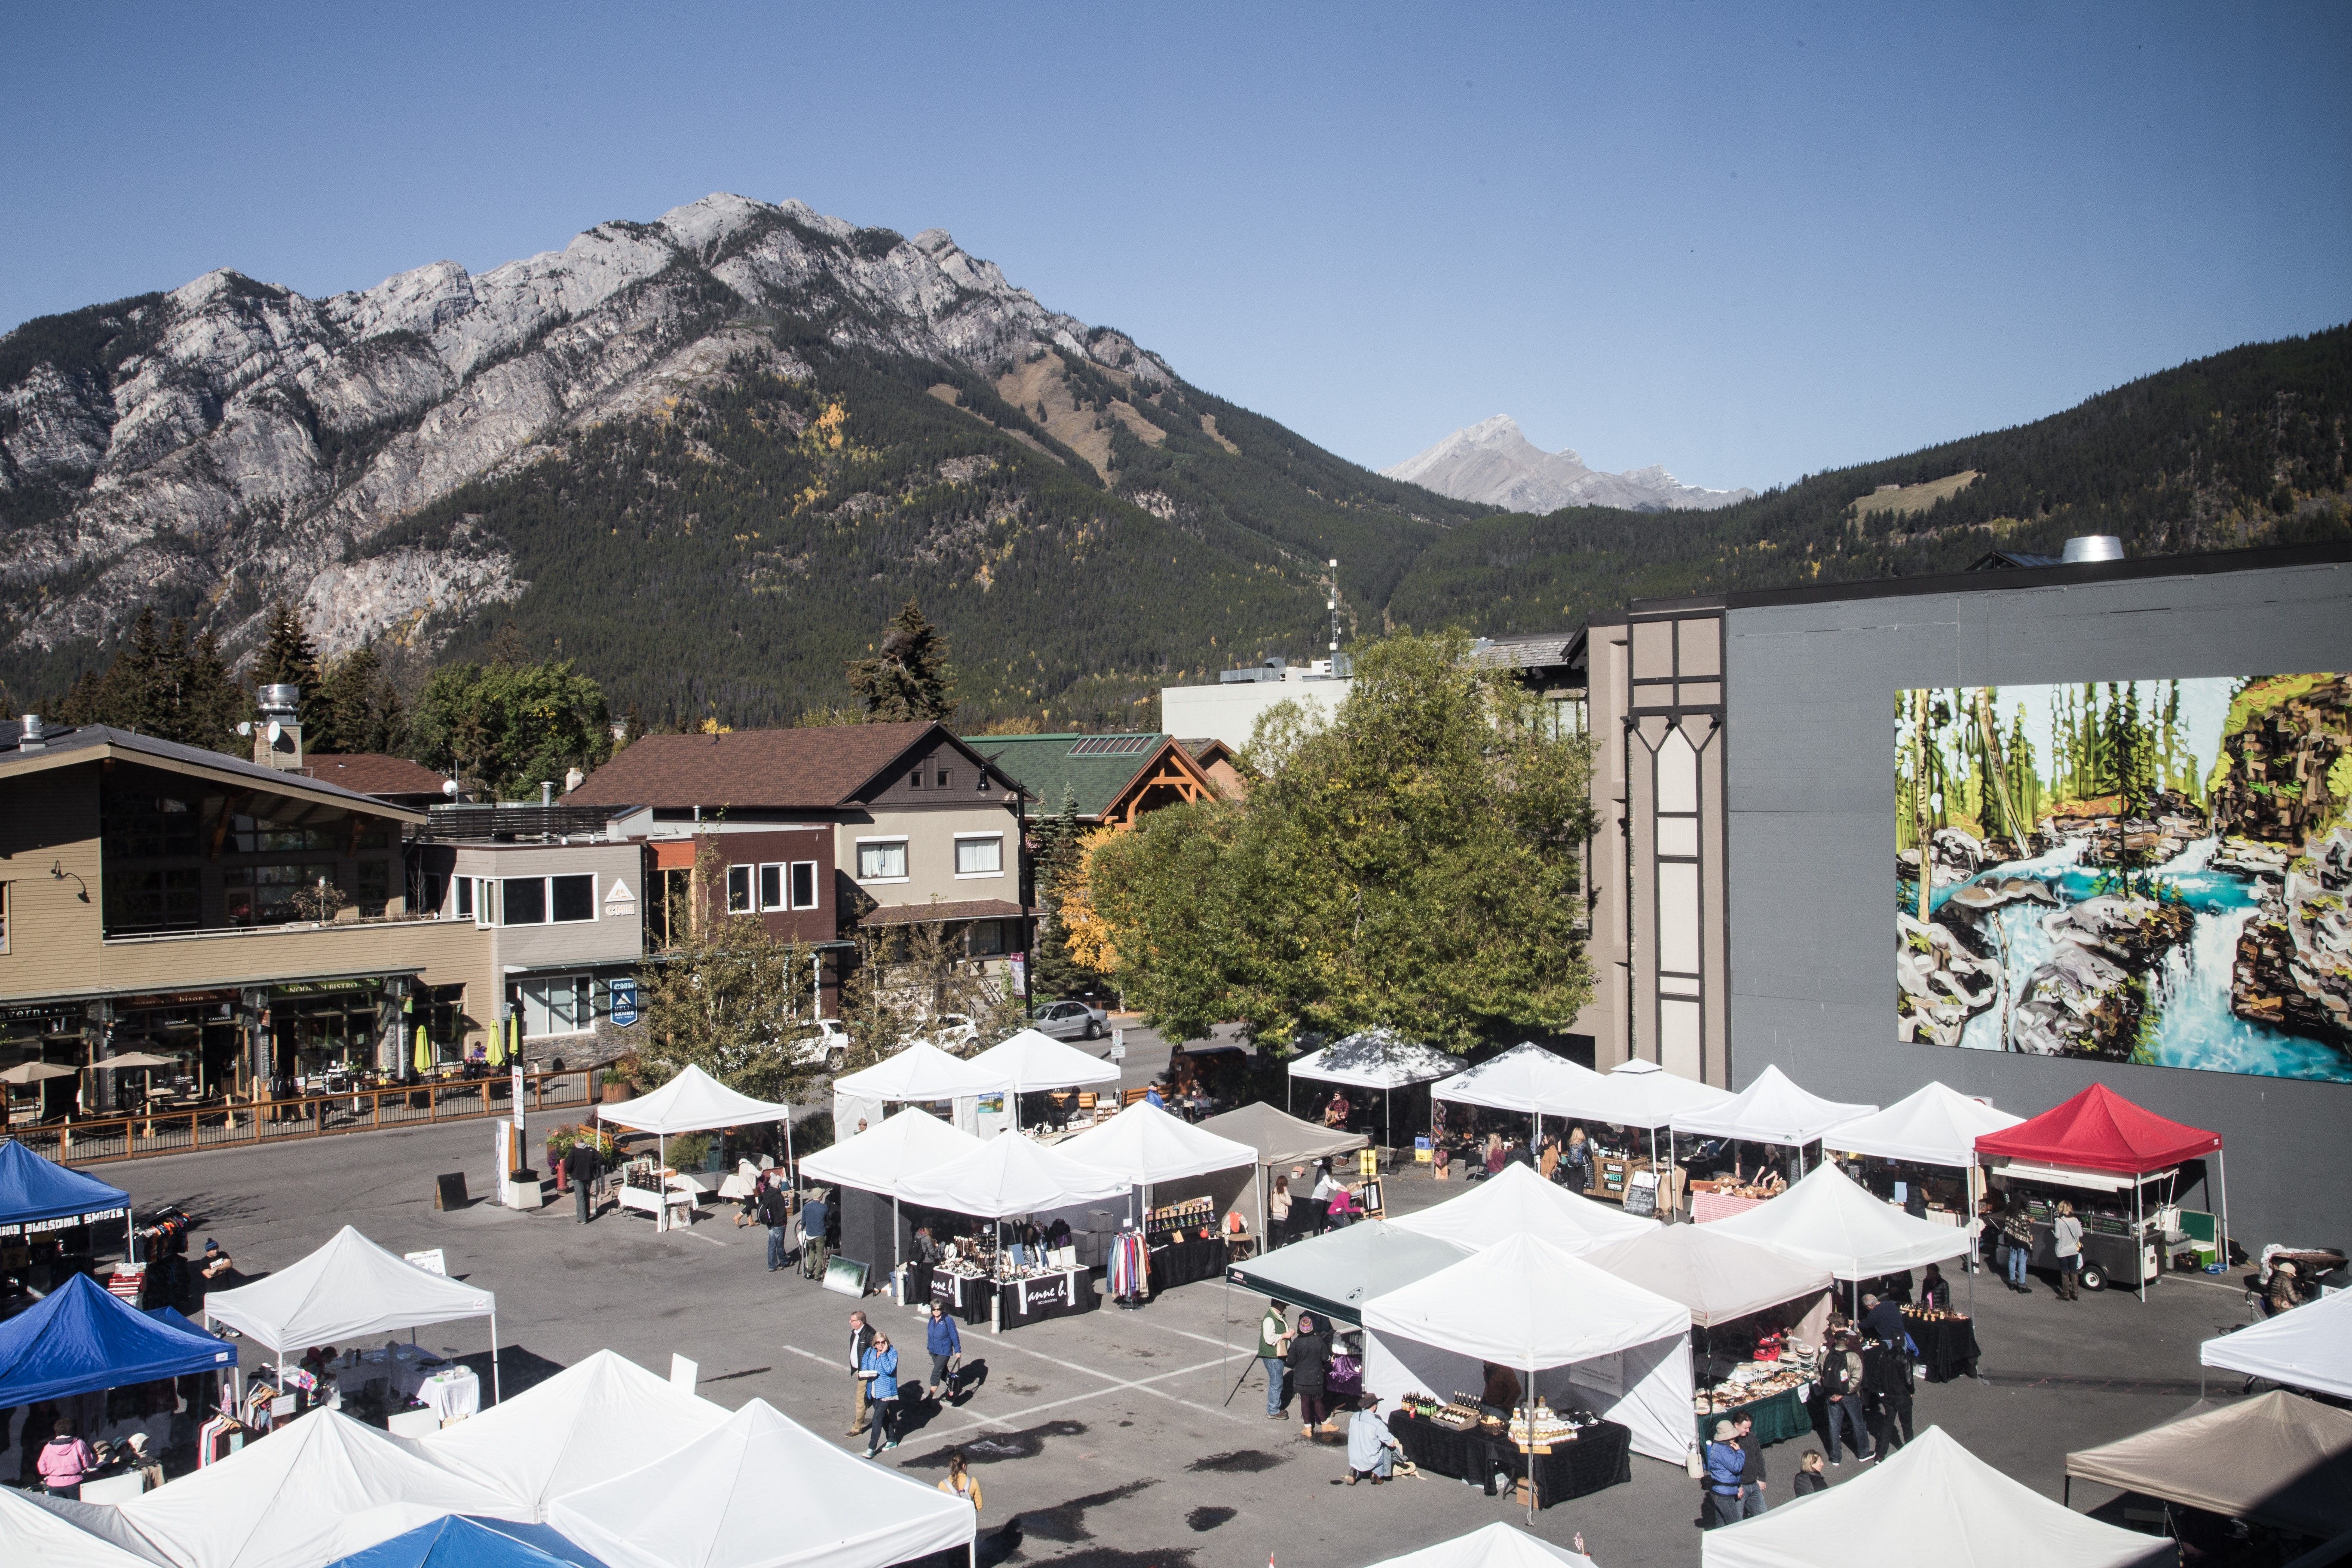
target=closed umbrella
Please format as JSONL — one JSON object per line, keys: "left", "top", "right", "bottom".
{"left": 414, "top": 1026, "right": 432, "bottom": 1075}
{"left": 487, "top": 1021, "right": 507, "bottom": 1068}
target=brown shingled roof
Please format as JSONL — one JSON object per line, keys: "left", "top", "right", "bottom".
{"left": 564, "top": 722, "right": 943, "bottom": 810}
{"left": 304, "top": 753, "right": 449, "bottom": 797}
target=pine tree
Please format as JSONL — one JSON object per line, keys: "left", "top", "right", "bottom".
{"left": 177, "top": 628, "right": 250, "bottom": 754}
{"left": 251, "top": 599, "right": 320, "bottom": 691}
{"left": 846, "top": 598, "right": 957, "bottom": 722}
{"left": 310, "top": 640, "right": 408, "bottom": 754}
{"left": 1028, "top": 783, "right": 1095, "bottom": 999}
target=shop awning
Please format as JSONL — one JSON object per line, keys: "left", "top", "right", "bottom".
{"left": 1055, "top": 1099, "right": 1257, "bottom": 1185}
{"left": 2200, "top": 1287, "right": 2352, "bottom": 1401}
{"left": 798, "top": 1106, "right": 987, "bottom": 1201}
{"left": 892, "top": 1128, "right": 1131, "bottom": 1219}
{"left": 0, "top": 1273, "right": 235, "bottom": 1407}
{"left": 0, "top": 1138, "right": 130, "bottom": 1234}
{"left": 1432, "top": 1042, "right": 1611, "bottom": 1116}
{"left": 1389, "top": 1162, "right": 1652, "bottom": 1253}
{"left": 1288, "top": 1030, "right": 1462, "bottom": 1090}
{"left": 1228, "top": 1219, "right": 1473, "bottom": 1328}
{"left": 1583, "top": 1223, "right": 1834, "bottom": 1327}
{"left": 1704, "top": 1163, "right": 1974, "bottom": 1281}
{"left": 1702, "top": 1425, "right": 2170, "bottom": 1568}
{"left": 596, "top": 1065, "right": 791, "bottom": 1134}
{"left": 1669, "top": 1064, "right": 1875, "bottom": 1149}
{"left": 423, "top": 1349, "right": 729, "bottom": 1522}
{"left": 964, "top": 1029, "right": 1121, "bottom": 1094}
{"left": 2065, "top": 1392, "right": 2352, "bottom": 1542}
{"left": 548, "top": 1398, "right": 974, "bottom": 1568}
{"left": 1824, "top": 1081, "right": 2024, "bottom": 1168}
{"left": 1974, "top": 1083, "right": 2220, "bottom": 1175}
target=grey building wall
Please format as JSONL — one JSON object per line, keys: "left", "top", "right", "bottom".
{"left": 1723, "top": 557, "right": 2352, "bottom": 1242}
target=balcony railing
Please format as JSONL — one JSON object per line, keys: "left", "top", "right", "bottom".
{"left": 12, "top": 1064, "right": 609, "bottom": 1169}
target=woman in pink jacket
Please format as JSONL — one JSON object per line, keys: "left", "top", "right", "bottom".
{"left": 38, "top": 1419, "right": 96, "bottom": 1499}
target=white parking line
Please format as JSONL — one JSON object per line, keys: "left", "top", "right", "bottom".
{"left": 778, "top": 1342, "right": 1246, "bottom": 1439}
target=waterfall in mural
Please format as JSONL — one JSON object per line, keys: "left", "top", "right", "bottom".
{"left": 1895, "top": 673, "right": 2352, "bottom": 1083}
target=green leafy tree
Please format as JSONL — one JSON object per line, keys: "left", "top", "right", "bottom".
{"left": 309, "top": 640, "right": 409, "bottom": 755}
{"left": 836, "top": 912, "right": 1027, "bottom": 1071}
{"left": 638, "top": 843, "right": 825, "bottom": 1102}
{"left": 251, "top": 599, "right": 321, "bottom": 691}
{"left": 847, "top": 598, "right": 956, "bottom": 722}
{"left": 1088, "top": 629, "right": 1599, "bottom": 1053}
{"left": 410, "top": 658, "right": 612, "bottom": 799}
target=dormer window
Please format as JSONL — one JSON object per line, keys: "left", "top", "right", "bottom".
{"left": 936, "top": 768, "right": 950, "bottom": 787}
{"left": 910, "top": 769, "right": 923, "bottom": 789}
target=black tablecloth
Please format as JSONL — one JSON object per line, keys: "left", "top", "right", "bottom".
{"left": 1386, "top": 1412, "right": 1631, "bottom": 1507}
{"left": 928, "top": 1267, "right": 1100, "bottom": 1327}
{"left": 1904, "top": 1314, "right": 1980, "bottom": 1383}
{"left": 1148, "top": 1235, "right": 1225, "bottom": 1292}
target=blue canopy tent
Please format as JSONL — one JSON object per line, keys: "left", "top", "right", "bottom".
{"left": 330, "top": 1516, "right": 591, "bottom": 1568}
{"left": 0, "top": 1271, "right": 235, "bottom": 1406}
{"left": 0, "top": 1138, "right": 133, "bottom": 1255}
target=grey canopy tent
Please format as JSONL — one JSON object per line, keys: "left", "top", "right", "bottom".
{"left": 1196, "top": 1101, "right": 1369, "bottom": 1248}
{"left": 2064, "top": 1390, "right": 2352, "bottom": 1542}
{"left": 1227, "top": 1219, "right": 1473, "bottom": 1328}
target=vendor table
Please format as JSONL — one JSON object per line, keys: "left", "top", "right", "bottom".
{"left": 422, "top": 1366, "right": 480, "bottom": 1423}
{"left": 1385, "top": 1411, "right": 1631, "bottom": 1507}
{"left": 1691, "top": 1190, "right": 1770, "bottom": 1225}
{"left": 929, "top": 1266, "right": 1100, "bottom": 1328}
{"left": 1148, "top": 1234, "right": 1226, "bottom": 1292}
{"left": 1902, "top": 1314, "right": 1980, "bottom": 1383}
{"left": 1695, "top": 1381, "right": 1811, "bottom": 1446}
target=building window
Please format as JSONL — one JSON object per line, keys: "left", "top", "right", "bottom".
{"left": 936, "top": 768, "right": 950, "bottom": 787}
{"left": 857, "top": 839, "right": 909, "bottom": 881}
{"left": 954, "top": 835, "right": 1003, "bottom": 877}
{"left": 104, "top": 868, "right": 203, "bottom": 934}
{"left": 551, "top": 874, "right": 594, "bottom": 923}
{"left": 759, "top": 863, "right": 785, "bottom": 911}
{"left": 790, "top": 861, "right": 818, "bottom": 909}
{"left": 504, "top": 877, "right": 548, "bottom": 925}
{"left": 966, "top": 920, "right": 1005, "bottom": 956}
{"left": 221, "top": 863, "right": 335, "bottom": 928}
{"left": 0, "top": 882, "right": 10, "bottom": 952}
{"left": 455, "top": 877, "right": 474, "bottom": 919}
{"left": 518, "top": 975, "right": 594, "bottom": 1038}
{"left": 727, "top": 864, "right": 754, "bottom": 913}
{"left": 473, "top": 877, "right": 499, "bottom": 927}
{"left": 356, "top": 860, "right": 391, "bottom": 913}
{"left": 499, "top": 874, "right": 598, "bottom": 926}
{"left": 910, "top": 769, "right": 924, "bottom": 789}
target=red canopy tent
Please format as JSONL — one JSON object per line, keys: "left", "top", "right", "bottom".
{"left": 1974, "top": 1083, "right": 2227, "bottom": 1301}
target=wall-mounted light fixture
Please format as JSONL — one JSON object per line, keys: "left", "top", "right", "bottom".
{"left": 49, "top": 860, "right": 89, "bottom": 901}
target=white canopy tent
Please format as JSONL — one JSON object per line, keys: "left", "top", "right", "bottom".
{"left": 1057, "top": 1099, "right": 1256, "bottom": 1186}
{"left": 2200, "top": 1287, "right": 2352, "bottom": 1400}
{"left": 1706, "top": 1162, "right": 1974, "bottom": 1317}
{"left": 1389, "top": 1162, "right": 1653, "bottom": 1254}
{"left": 423, "top": 1348, "right": 728, "bottom": 1521}
{"left": 597, "top": 1066, "right": 795, "bottom": 1232}
{"left": 1495, "top": 1057, "right": 1736, "bottom": 1180}
{"left": 1700, "top": 1424, "right": 2171, "bottom": 1568}
{"left": 830, "top": 1042, "right": 1007, "bottom": 1142}
{"left": 121, "top": 1409, "right": 527, "bottom": 1568}
{"left": 1361, "top": 1522, "right": 1598, "bottom": 1568}
{"left": 548, "top": 1397, "right": 975, "bottom": 1568}
{"left": 202, "top": 1226, "right": 502, "bottom": 1400}
{"left": 1823, "top": 1081, "right": 2023, "bottom": 1167}
{"left": 895, "top": 1126, "right": 1133, "bottom": 1219}
{"left": 798, "top": 1106, "right": 990, "bottom": 1273}
{"left": 964, "top": 1029, "right": 1120, "bottom": 1128}
{"left": 1432, "top": 1042, "right": 1611, "bottom": 1122}
{"left": 1669, "top": 1065, "right": 1875, "bottom": 1167}
{"left": 1362, "top": 1231, "right": 1696, "bottom": 1467}
{"left": 1583, "top": 1223, "right": 1834, "bottom": 1327}
{"left": 0, "top": 1488, "right": 164, "bottom": 1568}
{"left": 1289, "top": 1029, "right": 1461, "bottom": 1144}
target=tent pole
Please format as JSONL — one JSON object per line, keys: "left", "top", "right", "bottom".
{"left": 658, "top": 1130, "right": 667, "bottom": 1233}
{"left": 490, "top": 1309, "right": 502, "bottom": 1403}
{"left": 2217, "top": 1148, "right": 2232, "bottom": 1277}
{"left": 1525, "top": 1352, "right": 1537, "bottom": 1524}
{"left": 2136, "top": 1177, "right": 2146, "bottom": 1304}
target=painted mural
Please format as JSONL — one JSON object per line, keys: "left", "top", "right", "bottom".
{"left": 1896, "top": 674, "right": 2352, "bottom": 1081}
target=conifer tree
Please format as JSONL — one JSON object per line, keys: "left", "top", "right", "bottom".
{"left": 251, "top": 599, "right": 320, "bottom": 691}
{"left": 846, "top": 599, "right": 956, "bottom": 722}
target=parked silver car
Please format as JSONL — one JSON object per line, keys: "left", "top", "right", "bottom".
{"left": 1031, "top": 999, "right": 1108, "bottom": 1041}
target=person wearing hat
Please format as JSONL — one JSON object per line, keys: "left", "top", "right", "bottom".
{"left": 2265, "top": 1259, "right": 2301, "bottom": 1317}
{"left": 196, "top": 1239, "right": 238, "bottom": 1308}
{"left": 125, "top": 1432, "right": 164, "bottom": 1493}
{"left": 1703, "top": 1419, "right": 1748, "bottom": 1528}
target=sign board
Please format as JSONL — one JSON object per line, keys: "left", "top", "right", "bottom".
{"left": 1623, "top": 1171, "right": 1658, "bottom": 1218}
{"left": 404, "top": 1248, "right": 448, "bottom": 1276}
{"left": 511, "top": 1061, "right": 525, "bottom": 1130}
{"left": 822, "top": 1256, "right": 870, "bottom": 1298}
{"left": 1414, "top": 1136, "right": 1433, "bottom": 1164}
{"left": 1110, "top": 1028, "right": 1126, "bottom": 1061}
{"left": 609, "top": 977, "right": 639, "bottom": 1029}
{"left": 1009, "top": 953, "right": 1026, "bottom": 996}
{"left": 669, "top": 1353, "right": 698, "bottom": 1395}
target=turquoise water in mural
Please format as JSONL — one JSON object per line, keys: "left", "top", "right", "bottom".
{"left": 1911, "top": 837, "right": 2352, "bottom": 1083}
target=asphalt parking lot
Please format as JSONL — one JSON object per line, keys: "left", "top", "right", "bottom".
{"left": 92, "top": 1054, "right": 2261, "bottom": 1568}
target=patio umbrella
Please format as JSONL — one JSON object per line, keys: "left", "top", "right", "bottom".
{"left": 99, "top": 1052, "right": 179, "bottom": 1070}
{"left": 0, "top": 1063, "right": 77, "bottom": 1084}
{"left": 413, "top": 1026, "right": 432, "bottom": 1075}
{"left": 487, "top": 1023, "right": 506, "bottom": 1068}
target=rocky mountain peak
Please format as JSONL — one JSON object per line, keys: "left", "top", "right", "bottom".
{"left": 1383, "top": 414, "right": 1752, "bottom": 515}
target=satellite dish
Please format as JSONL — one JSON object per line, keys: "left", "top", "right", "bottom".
{"left": 266, "top": 719, "right": 283, "bottom": 745}
{"left": 443, "top": 779, "right": 460, "bottom": 799}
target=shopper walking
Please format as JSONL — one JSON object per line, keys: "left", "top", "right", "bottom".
{"left": 564, "top": 1136, "right": 601, "bottom": 1225}
{"left": 1256, "top": 1299, "right": 1291, "bottom": 1418}
{"left": 843, "top": 1309, "right": 875, "bottom": 1437}
{"left": 860, "top": 1332, "right": 900, "bottom": 1455}
{"left": 757, "top": 1177, "right": 793, "bottom": 1273}
{"left": 1286, "top": 1311, "right": 1334, "bottom": 1439}
{"left": 800, "top": 1190, "right": 832, "bottom": 1280}
{"left": 2000, "top": 1197, "right": 2034, "bottom": 1292}
{"left": 1703, "top": 1420, "right": 1747, "bottom": 1528}
{"left": 1268, "top": 1175, "right": 1292, "bottom": 1248}
{"left": 2052, "top": 1200, "right": 2084, "bottom": 1301}
{"left": 1565, "top": 1127, "right": 1594, "bottom": 1193}
{"left": 937, "top": 1451, "right": 983, "bottom": 1510}
{"left": 1819, "top": 1334, "right": 1872, "bottom": 1465}
{"left": 926, "top": 1301, "right": 963, "bottom": 1401}
{"left": 1865, "top": 1336, "right": 1916, "bottom": 1453}
{"left": 1735, "top": 1412, "right": 1768, "bottom": 1516}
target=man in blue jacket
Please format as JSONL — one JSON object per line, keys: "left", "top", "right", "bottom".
{"left": 926, "top": 1300, "right": 963, "bottom": 1402}
{"left": 1704, "top": 1419, "right": 1747, "bottom": 1528}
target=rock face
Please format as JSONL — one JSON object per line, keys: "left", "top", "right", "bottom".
{"left": 1380, "top": 414, "right": 1752, "bottom": 515}
{"left": 2233, "top": 824, "right": 2352, "bottom": 1050}
{"left": 0, "top": 194, "right": 1171, "bottom": 671}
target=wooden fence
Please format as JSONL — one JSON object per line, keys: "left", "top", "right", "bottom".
{"left": 16, "top": 1066, "right": 609, "bottom": 1169}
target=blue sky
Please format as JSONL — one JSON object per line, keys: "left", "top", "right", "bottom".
{"left": 4, "top": 3, "right": 2346, "bottom": 490}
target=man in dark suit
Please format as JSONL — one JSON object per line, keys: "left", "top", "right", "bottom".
{"left": 845, "top": 1309, "right": 875, "bottom": 1437}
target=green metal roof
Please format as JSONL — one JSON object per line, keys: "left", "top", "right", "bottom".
{"left": 960, "top": 733, "right": 1171, "bottom": 822}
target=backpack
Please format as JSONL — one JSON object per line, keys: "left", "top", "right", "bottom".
{"left": 1819, "top": 1351, "right": 1854, "bottom": 1398}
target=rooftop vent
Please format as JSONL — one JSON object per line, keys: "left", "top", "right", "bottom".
{"left": 2061, "top": 535, "right": 2124, "bottom": 564}
{"left": 17, "top": 714, "right": 45, "bottom": 751}
{"left": 257, "top": 683, "right": 301, "bottom": 717}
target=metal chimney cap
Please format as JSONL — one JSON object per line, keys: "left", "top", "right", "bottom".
{"left": 17, "top": 714, "right": 44, "bottom": 749}
{"left": 258, "top": 683, "right": 301, "bottom": 714}
{"left": 2061, "top": 535, "right": 2124, "bottom": 564}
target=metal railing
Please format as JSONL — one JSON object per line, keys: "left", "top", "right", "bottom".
{"left": 14, "top": 1065, "right": 611, "bottom": 1169}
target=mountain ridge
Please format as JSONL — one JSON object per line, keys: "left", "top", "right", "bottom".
{"left": 1383, "top": 413, "right": 1753, "bottom": 514}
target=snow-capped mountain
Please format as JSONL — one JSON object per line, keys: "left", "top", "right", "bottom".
{"left": 1383, "top": 415, "right": 1752, "bottom": 514}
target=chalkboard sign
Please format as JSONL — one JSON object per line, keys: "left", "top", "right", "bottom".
{"left": 1623, "top": 1174, "right": 1658, "bottom": 1218}
{"left": 433, "top": 1173, "right": 469, "bottom": 1211}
